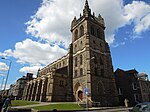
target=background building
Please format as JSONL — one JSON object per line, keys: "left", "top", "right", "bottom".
{"left": 9, "top": 73, "right": 33, "bottom": 100}
{"left": 115, "top": 68, "right": 150, "bottom": 106}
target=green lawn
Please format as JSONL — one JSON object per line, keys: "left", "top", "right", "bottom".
{"left": 11, "top": 100, "right": 40, "bottom": 107}
{"left": 11, "top": 100, "right": 84, "bottom": 111}
{"left": 31, "top": 103, "right": 84, "bottom": 111}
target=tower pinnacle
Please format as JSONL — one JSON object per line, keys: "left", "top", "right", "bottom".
{"left": 83, "top": 0, "right": 91, "bottom": 17}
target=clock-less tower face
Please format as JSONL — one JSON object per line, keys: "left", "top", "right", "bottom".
{"left": 71, "top": 0, "right": 118, "bottom": 106}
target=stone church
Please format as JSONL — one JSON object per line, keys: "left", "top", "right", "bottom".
{"left": 23, "top": 0, "right": 118, "bottom": 106}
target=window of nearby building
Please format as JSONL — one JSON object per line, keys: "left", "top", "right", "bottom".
{"left": 75, "top": 57, "right": 78, "bottom": 67}
{"left": 80, "top": 68, "right": 83, "bottom": 76}
{"left": 74, "top": 29, "right": 78, "bottom": 41}
{"left": 80, "top": 55, "right": 83, "bottom": 65}
{"left": 59, "top": 80, "right": 64, "bottom": 87}
{"left": 118, "top": 88, "right": 123, "bottom": 95}
{"left": 132, "top": 82, "right": 137, "bottom": 90}
{"left": 80, "top": 25, "right": 84, "bottom": 37}
{"left": 134, "top": 94, "right": 139, "bottom": 102}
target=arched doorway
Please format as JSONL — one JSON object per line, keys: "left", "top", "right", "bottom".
{"left": 78, "top": 90, "right": 83, "bottom": 101}
{"left": 74, "top": 82, "right": 84, "bottom": 101}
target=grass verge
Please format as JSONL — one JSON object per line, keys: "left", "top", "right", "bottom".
{"left": 31, "top": 103, "right": 84, "bottom": 111}
{"left": 11, "top": 100, "right": 40, "bottom": 107}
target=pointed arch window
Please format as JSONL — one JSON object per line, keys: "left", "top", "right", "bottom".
{"left": 75, "top": 70, "right": 77, "bottom": 77}
{"left": 91, "top": 25, "right": 94, "bottom": 36}
{"left": 100, "top": 56, "right": 103, "bottom": 65}
{"left": 74, "top": 29, "right": 78, "bottom": 41}
{"left": 75, "top": 57, "right": 78, "bottom": 67}
{"left": 97, "top": 28, "right": 100, "bottom": 38}
{"left": 80, "top": 55, "right": 83, "bottom": 65}
{"left": 97, "top": 81, "right": 104, "bottom": 95}
{"left": 94, "top": 55, "right": 97, "bottom": 64}
{"left": 80, "top": 25, "right": 84, "bottom": 37}
{"left": 80, "top": 68, "right": 83, "bottom": 76}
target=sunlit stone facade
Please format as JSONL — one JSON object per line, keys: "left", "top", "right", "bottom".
{"left": 23, "top": 0, "right": 118, "bottom": 106}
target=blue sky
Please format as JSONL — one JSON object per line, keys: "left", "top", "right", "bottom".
{"left": 0, "top": 0, "right": 150, "bottom": 89}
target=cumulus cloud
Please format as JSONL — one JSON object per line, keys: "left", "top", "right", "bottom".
{"left": 0, "top": 49, "right": 13, "bottom": 57}
{"left": 134, "top": 13, "right": 150, "bottom": 34}
{"left": 0, "top": 74, "right": 5, "bottom": 76}
{"left": 124, "top": 1, "right": 150, "bottom": 35}
{"left": 0, "top": 62, "right": 8, "bottom": 71}
{"left": 19, "top": 65, "right": 43, "bottom": 77}
{"left": 26, "top": 0, "right": 150, "bottom": 45}
{"left": 13, "top": 39, "right": 67, "bottom": 65}
{"left": 26, "top": 0, "right": 84, "bottom": 48}
{"left": 0, "top": 38, "right": 67, "bottom": 75}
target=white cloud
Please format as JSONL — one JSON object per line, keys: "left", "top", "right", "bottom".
{"left": 0, "top": 74, "right": 5, "bottom": 76}
{"left": 19, "top": 65, "right": 43, "bottom": 77}
{"left": 13, "top": 39, "right": 67, "bottom": 65}
{"left": 124, "top": 1, "right": 150, "bottom": 35}
{"left": 0, "top": 62, "right": 8, "bottom": 71}
{"left": 0, "top": 49, "right": 13, "bottom": 57}
{"left": 26, "top": 0, "right": 150, "bottom": 45}
{"left": 134, "top": 13, "right": 150, "bottom": 34}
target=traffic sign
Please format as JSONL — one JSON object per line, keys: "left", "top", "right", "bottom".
{"left": 85, "top": 87, "right": 88, "bottom": 95}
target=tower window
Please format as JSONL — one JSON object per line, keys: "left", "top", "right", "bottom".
{"left": 59, "top": 80, "right": 64, "bottom": 86}
{"left": 80, "top": 55, "right": 83, "bottom": 65}
{"left": 93, "top": 40, "right": 96, "bottom": 44}
{"left": 100, "top": 56, "right": 103, "bottom": 65}
{"left": 97, "top": 82, "right": 104, "bottom": 95}
{"left": 75, "top": 70, "right": 77, "bottom": 77}
{"left": 80, "top": 25, "right": 84, "bottom": 37}
{"left": 74, "top": 30, "right": 78, "bottom": 41}
{"left": 74, "top": 45, "right": 77, "bottom": 53}
{"left": 101, "top": 69, "right": 104, "bottom": 76}
{"left": 94, "top": 55, "right": 97, "bottom": 64}
{"left": 95, "top": 67, "right": 98, "bottom": 75}
{"left": 97, "top": 28, "right": 100, "bottom": 38}
{"left": 80, "top": 68, "right": 83, "bottom": 76}
{"left": 91, "top": 25, "right": 95, "bottom": 36}
{"left": 75, "top": 57, "right": 78, "bottom": 67}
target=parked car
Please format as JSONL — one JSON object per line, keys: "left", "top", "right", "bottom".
{"left": 129, "top": 102, "right": 150, "bottom": 112}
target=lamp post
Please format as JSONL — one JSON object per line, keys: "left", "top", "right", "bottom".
{"left": 1, "top": 57, "right": 12, "bottom": 90}
{"left": 85, "top": 56, "right": 95, "bottom": 111}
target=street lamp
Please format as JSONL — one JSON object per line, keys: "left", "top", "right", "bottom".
{"left": 1, "top": 57, "right": 12, "bottom": 90}
{"left": 85, "top": 56, "right": 95, "bottom": 111}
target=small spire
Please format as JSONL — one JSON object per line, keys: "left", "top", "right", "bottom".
{"left": 93, "top": 12, "right": 95, "bottom": 16}
{"left": 74, "top": 16, "right": 76, "bottom": 20}
{"left": 84, "top": 0, "right": 89, "bottom": 10}
{"left": 83, "top": 0, "right": 91, "bottom": 17}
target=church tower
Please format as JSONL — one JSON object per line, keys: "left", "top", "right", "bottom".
{"left": 71, "top": 0, "right": 118, "bottom": 106}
